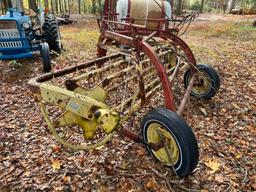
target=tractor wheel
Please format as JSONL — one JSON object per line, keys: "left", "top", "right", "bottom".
{"left": 141, "top": 108, "right": 199, "bottom": 177}
{"left": 184, "top": 64, "right": 220, "bottom": 99}
{"left": 41, "top": 42, "right": 51, "bottom": 72}
{"left": 43, "top": 15, "right": 62, "bottom": 54}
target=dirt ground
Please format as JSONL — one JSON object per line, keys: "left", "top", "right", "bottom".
{"left": 0, "top": 14, "right": 255, "bottom": 191}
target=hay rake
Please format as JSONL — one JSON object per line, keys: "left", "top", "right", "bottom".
{"left": 28, "top": 0, "right": 220, "bottom": 177}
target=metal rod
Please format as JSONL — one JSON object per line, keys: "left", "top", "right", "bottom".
{"left": 107, "top": 75, "right": 137, "bottom": 92}
{"left": 143, "top": 31, "right": 157, "bottom": 42}
{"left": 102, "top": 19, "right": 146, "bottom": 29}
{"left": 145, "top": 84, "right": 161, "bottom": 100}
{"left": 169, "top": 57, "right": 181, "bottom": 84}
{"left": 72, "top": 60, "right": 125, "bottom": 81}
{"left": 116, "top": 97, "right": 133, "bottom": 111}
{"left": 145, "top": 66, "right": 176, "bottom": 92}
{"left": 177, "top": 74, "right": 195, "bottom": 115}
{"left": 102, "top": 65, "right": 135, "bottom": 84}
{"left": 103, "top": 50, "right": 172, "bottom": 90}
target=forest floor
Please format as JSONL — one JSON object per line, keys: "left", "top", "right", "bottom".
{"left": 0, "top": 14, "right": 255, "bottom": 191}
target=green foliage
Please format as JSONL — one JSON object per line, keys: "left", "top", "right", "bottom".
{"left": 190, "top": 0, "right": 201, "bottom": 11}
{"left": 8, "top": 60, "right": 22, "bottom": 68}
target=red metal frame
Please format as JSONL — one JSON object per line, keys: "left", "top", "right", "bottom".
{"left": 97, "top": 0, "right": 198, "bottom": 142}
{"left": 98, "top": 0, "right": 197, "bottom": 110}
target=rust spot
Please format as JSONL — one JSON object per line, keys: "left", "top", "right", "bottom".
{"left": 65, "top": 80, "right": 79, "bottom": 91}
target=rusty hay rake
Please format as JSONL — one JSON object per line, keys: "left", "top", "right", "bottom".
{"left": 28, "top": 0, "right": 220, "bottom": 177}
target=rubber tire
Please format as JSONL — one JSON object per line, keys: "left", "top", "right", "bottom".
{"left": 184, "top": 64, "right": 220, "bottom": 99}
{"left": 42, "top": 15, "right": 62, "bottom": 53}
{"left": 41, "top": 42, "right": 51, "bottom": 72}
{"left": 141, "top": 108, "right": 199, "bottom": 177}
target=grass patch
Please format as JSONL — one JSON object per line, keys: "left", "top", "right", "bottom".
{"left": 189, "top": 20, "right": 256, "bottom": 41}
{"left": 60, "top": 27, "right": 100, "bottom": 61}
{"left": 62, "top": 29, "right": 99, "bottom": 50}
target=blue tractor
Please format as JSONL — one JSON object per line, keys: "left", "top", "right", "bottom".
{"left": 0, "top": 0, "right": 62, "bottom": 72}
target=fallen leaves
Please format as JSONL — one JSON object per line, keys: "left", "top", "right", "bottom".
{"left": 63, "top": 175, "right": 71, "bottom": 183}
{"left": 200, "top": 107, "right": 207, "bottom": 116}
{"left": 145, "top": 178, "right": 158, "bottom": 190}
{"left": 52, "top": 159, "right": 62, "bottom": 170}
{"left": 204, "top": 158, "right": 221, "bottom": 173}
{"left": 0, "top": 14, "right": 255, "bottom": 191}
{"left": 52, "top": 145, "right": 62, "bottom": 153}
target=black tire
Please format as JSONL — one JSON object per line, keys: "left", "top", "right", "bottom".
{"left": 43, "top": 15, "right": 62, "bottom": 53}
{"left": 41, "top": 42, "right": 51, "bottom": 72}
{"left": 141, "top": 108, "right": 199, "bottom": 177}
{"left": 184, "top": 64, "right": 220, "bottom": 99}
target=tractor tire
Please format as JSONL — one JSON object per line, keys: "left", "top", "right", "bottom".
{"left": 43, "top": 15, "right": 62, "bottom": 54}
{"left": 141, "top": 108, "right": 199, "bottom": 177}
{"left": 41, "top": 42, "right": 51, "bottom": 72}
{"left": 184, "top": 64, "right": 220, "bottom": 99}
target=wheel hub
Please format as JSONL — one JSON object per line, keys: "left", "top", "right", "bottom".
{"left": 147, "top": 123, "right": 179, "bottom": 165}
{"left": 192, "top": 71, "right": 211, "bottom": 95}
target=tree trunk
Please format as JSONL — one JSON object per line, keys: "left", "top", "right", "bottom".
{"left": 227, "top": 0, "right": 236, "bottom": 13}
{"left": 11, "top": 0, "right": 24, "bottom": 12}
{"left": 44, "top": 0, "right": 49, "bottom": 13}
{"left": 200, "top": 0, "right": 205, "bottom": 13}
{"left": 1, "top": 0, "right": 8, "bottom": 14}
{"left": 83, "top": 0, "right": 86, "bottom": 14}
{"left": 182, "top": 0, "right": 187, "bottom": 10}
{"left": 28, "top": 0, "right": 37, "bottom": 12}
{"left": 63, "top": 0, "right": 67, "bottom": 13}
{"left": 78, "top": 0, "right": 81, "bottom": 14}
{"left": 68, "top": 0, "right": 70, "bottom": 14}
{"left": 98, "top": 0, "right": 102, "bottom": 15}
{"left": 55, "top": 0, "right": 59, "bottom": 14}
{"left": 91, "top": 0, "right": 96, "bottom": 14}
{"left": 50, "top": 0, "right": 54, "bottom": 14}
{"left": 59, "top": 0, "right": 62, "bottom": 14}
{"left": 176, "top": 0, "right": 182, "bottom": 15}
{"left": 3, "top": 0, "right": 9, "bottom": 9}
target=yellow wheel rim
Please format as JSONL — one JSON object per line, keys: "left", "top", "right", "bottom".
{"left": 191, "top": 71, "right": 211, "bottom": 95}
{"left": 147, "top": 123, "right": 179, "bottom": 165}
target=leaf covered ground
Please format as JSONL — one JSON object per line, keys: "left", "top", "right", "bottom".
{"left": 0, "top": 14, "right": 255, "bottom": 191}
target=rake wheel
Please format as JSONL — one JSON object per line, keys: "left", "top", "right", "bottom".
{"left": 142, "top": 108, "right": 198, "bottom": 177}
{"left": 184, "top": 64, "right": 220, "bottom": 99}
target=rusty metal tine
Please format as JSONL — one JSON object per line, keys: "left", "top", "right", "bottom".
{"left": 169, "top": 57, "right": 181, "bottom": 84}
{"left": 107, "top": 75, "right": 137, "bottom": 92}
{"left": 143, "top": 31, "right": 157, "bottom": 42}
{"left": 144, "top": 66, "right": 176, "bottom": 92}
{"left": 103, "top": 65, "right": 136, "bottom": 82}
{"left": 103, "top": 50, "right": 170, "bottom": 87}
{"left": 146, "top": 84, "right": 161, "bottom": 100}
{"left": 177, "top": 74, "right": 195, "bottom": 115}
{"left": 106, "top": 50, "right": 172, "bottom": 91}
{"left": 116, "top": 96, "right": 134, "bottom": 111}
{"left": 72, "top": 60, "right": 126, "bottom": 82}
{"left": 140, "top": 50, "right": 171, "bottom": 64}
